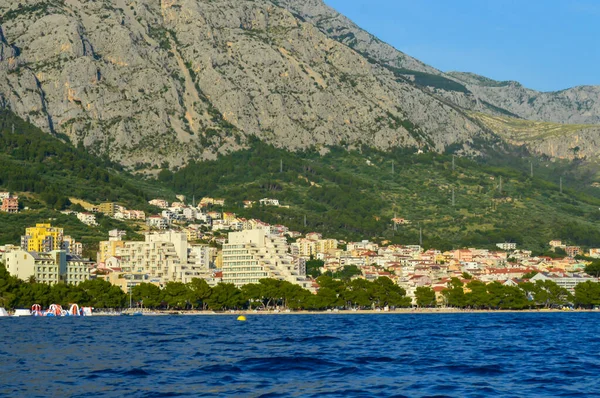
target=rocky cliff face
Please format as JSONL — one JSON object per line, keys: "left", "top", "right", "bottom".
{"left": 275, "top": 1, "right": 600, "bottom": 161}
{"left": 273, "top": 0, "right": 440, "bottom": 75}
{"left": 279, "top": 1, "right": 600, "bottom": 127}
{"left": 449, "top": 72, "right": 600, "bottom": 125}
{"left": 0, "top": 0, "right": 490, "bottom": 168}
{"left": 1, "top": 0, "right": 599, "bottom": 168}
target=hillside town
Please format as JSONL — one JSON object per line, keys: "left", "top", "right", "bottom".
{"left": 1, "top": 195, "right": 599, "bottom": 306}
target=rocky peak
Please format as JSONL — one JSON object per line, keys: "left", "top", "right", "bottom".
{"left": 0, "top": 0, "right": 490, "bottom": 168}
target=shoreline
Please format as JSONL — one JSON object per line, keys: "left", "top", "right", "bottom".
{"left": 102, "top": 308, "right": 600, "bottom": 316}
{"left": 5, "top": 308, "right": 598, "bottom": 317}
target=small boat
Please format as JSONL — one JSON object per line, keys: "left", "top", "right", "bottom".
{"left": 0, "top": 308, "right": 9, "bottom": 317}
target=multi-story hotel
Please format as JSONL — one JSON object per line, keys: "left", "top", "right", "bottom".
{"left": 21, "top": 224, "right": 64, "bottom": 253}
{"left": 4, "top": 249, "right": 92, "bottom": 285}
{"left": 114, "top": 231, "right": 214, "bottom": 286}
{"left": 291, "top": 237, "right": 339, "bottom": 258}
{"left": 222, "top": 229, "right": 313, "bottom": 290}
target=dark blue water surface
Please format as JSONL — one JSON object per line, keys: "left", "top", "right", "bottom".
{"left": 1, "top": 312, "right": 600, "bottom": 397}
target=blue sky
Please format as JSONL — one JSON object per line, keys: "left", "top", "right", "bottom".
{"left": 324, "top": 0, "right": 599, "bottom": 92}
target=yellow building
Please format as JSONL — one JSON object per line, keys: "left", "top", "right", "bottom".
{"left": 215, "top": 251, "right": 223, "bottom": 269}
{"left": 223, "top": 212, "right": 237, "bottom": 222}
{"left": 98, "top": 202, "right": 117, "bottom": 217}
{"left": 98, "top": 240, "right": 126, "bottom": 264}
{"left": 21, "top": 224, "right": 64, "bottom": 253}
{"left": 316, "top": 239, "right": 338, "bottom": 253}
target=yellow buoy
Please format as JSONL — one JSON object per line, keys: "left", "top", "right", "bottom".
{"left": 237, "top": 315, "right": 247, "bottom": 321}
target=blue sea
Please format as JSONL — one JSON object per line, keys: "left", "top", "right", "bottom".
{"left": 1, "top": 312, "right": 600, "bottom": 397}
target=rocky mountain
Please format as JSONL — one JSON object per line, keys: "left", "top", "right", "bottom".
{"left": 0, "top": 0, "right": 490, "bottom": 168}
{"left": 272, "top": 0, "right": 440, "bottom": 75}
{"left": 278, "top": 1, "right": 600, "bottom": 125}
{"left": 0, "top": 0, "right": 599, "bottom": 168}
{"left": 275, "top": 1, "right": 600, "bottom": 160}
{"left": 448, "top": 72, "right": 600, "bottom": 125}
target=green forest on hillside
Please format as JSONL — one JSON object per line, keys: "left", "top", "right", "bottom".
{"left": 0, "top": 110, "right": 170, "bottom": 210}
{"left": 2, "top": 110, "right": 600, "bottom": 253}
{"left": 160, "top": 140, "right": 600, "bottom": 252}
{"left": 0, "top": 111, "right": 157, "bottom": 253}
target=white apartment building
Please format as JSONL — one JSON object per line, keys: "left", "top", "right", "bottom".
{"left": 4, "top": 249, "right": 91, "bottom": 285}
{"left": 259, "top": 198, "right": 280, "bottom": 206}
{"left": 116, "top": 231, "right": 214, "bottom": 285}
{"left": 62, "top": 235, "right": 83, "bottom": 256}
{"left": 347, "top": 240, "right": 379, "bottom": 252}
{"left": 183, "top": 208, "right": 197, "bottom": 220}
{"left": 291, "top": 238, "right": 338, "bottom": 258}
{"left": 77, "top": 212, "right": 97, "bottom": 226}
{"left": 180, "top": 244, "right": 215, "bottom": 283}
{"left": 496, "top": 242, "right": 517, "bottom": 250}
{"left": 116, "top": 239, "right": 181, "bottom": 283}
{"left": 5, "top": 249, "right": 61, "bottom": 284}
{"left": 531, "top": 272, "right": 598, "bottom": 293}
{"left": 109, "top": 229, "right": 127, "bottom": 241}
{"left": 222, "top": 230, "right": 313, "bottom": 290}
{"left": 147, "top": 216, "right": 169, "bottom": 230}
{"left": 115, "top": 210, "right": 146, "bottom": 220}
{"left": 66, "top": 255, "right": 95, "bottom": 285}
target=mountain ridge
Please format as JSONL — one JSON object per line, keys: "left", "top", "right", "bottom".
{"left": 0, "top": 0, "right": 599, "bottom": 167}
{"left": 0, "top": 0, "right": 492, "bottom": 167}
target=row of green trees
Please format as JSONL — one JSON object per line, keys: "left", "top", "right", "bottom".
{"left": 4, "top": 263, "right": 600, "bottom": 311}
{"left": 414, "top": 277, "right": 600, "bottom": 309}
{"left": 133, "top": 276, "right": 411, "bottom": 310}
{"left": 1, "top": 262, "right": 410, "bottom": 310}
{"left": 0, "top": 266, "right": 127, "bottom": 309}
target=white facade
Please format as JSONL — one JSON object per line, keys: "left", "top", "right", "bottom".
{"left": 291, "top": 238, "right": 338, "bottom": 258}
{"left": 115, "top": 231, "right": 215, "bottom": 284}
{"left": 117, "top": 240, "right": 181, "bottom": 283}
{"left": 77, "top": 212, "right": 97, "bottom": 226}
{"left": 115, "top": 210, "right": 146, "bottom": 220}
{"left": 4, "top": 249, "right": 89, "bottom": 285}
{"left": 496, "top": 242, "right": 517, "bottom": 250}
{"left": 222, "top": 230, "right": 312, "bottom": 290}
{"left": 179, "top": 244, "right": 215, "bottom": 283}
{"left": 183, "top": 208, "right": 197, "bottom": 220}
{"left": 531, "top": 272, "right": 598, "bottom": 293}
{"left": 259, "top": 198, "right": 280, "bottom": 206}
{"left": 62, "top": 236, "right": 83, "bottom": 256}
{"left": 147, "top": 217, "right": 169, "bottom": 230}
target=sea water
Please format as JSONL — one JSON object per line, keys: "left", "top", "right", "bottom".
{"left": 1, "top": 312, "right": 599, "bottom": 397}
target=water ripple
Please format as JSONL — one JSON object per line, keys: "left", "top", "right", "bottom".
{"left": 1, "top": 313, "right": 600, "bottom": 397}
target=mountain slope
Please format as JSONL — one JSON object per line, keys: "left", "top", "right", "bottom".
{"left": 279, "top": 1, "right": 600, "bottom": 126}
{"left": 3, "top": 100, "right": 600, "bottom": 254}
{"left": 0, "top": 0, "right": 491, "bottom": 167}
{"left": 449, "top": 72, "right": 600, "bottom": 125}
{"left": 0, "top": 109, "right": 164, "bottom": 254}
{"left": 471, "top": 112, "right": 600, "bottom": 160}
{"left": 0, "top": 109, "right": 170, "bottom": 209}
{"left": 272, "top": 0, "right": 441, "bottom": 75}
{"left": 160, "top": 141, "right": 600, "bottom": 252}
{"left": 1, "top": 0, "right": 600, "bottom": 168}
